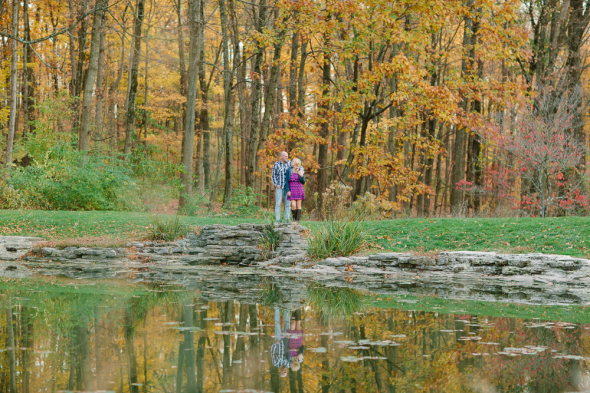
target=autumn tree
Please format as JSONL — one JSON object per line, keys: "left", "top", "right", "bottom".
{"left": 476, "top": 88, "right": 587, "bottom": 217}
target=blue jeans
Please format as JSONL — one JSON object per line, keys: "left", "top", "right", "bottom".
{"left": 275, "top": 187, "right": 291, "bottom": 222}
{"left": 275, "top": 307, "right": 290, "bottom": 339}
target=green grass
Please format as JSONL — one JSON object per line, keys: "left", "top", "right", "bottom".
{"left": 370, "top": 293, "right": 590, "bottom": 324}
{"left": 1, "top": 211, "right": 590, "bottom": 258}
{"left": 0, "top": 210, "right": 264, "bottom": 240}
{"left": 364, "top": 216, "right": 590, "bottom": 258}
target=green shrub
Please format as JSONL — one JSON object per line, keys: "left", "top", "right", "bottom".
{"left": 179, "top": 192, "right": 210, "bottom": 216}
{"left": 228, "top": 186, "right": 263, "bottom": 218}
{"left": 3, "top": 146, "right": 135, "bottom": 211}
{"left": 146, "top": 215, "right": 190, "bottom": 241}
{"left": 307, "top": 220, "right": 367, "bottom": 259}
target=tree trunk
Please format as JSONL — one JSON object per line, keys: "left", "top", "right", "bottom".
{"left": 176, "top": 0, "right": 187, "bottom": 129}
{"left": 75, "top": 0, "right": 88, "bottom": 98}
{"left": 423, "top": 117, "right": 436, "bottom": 216}
{"left": 449, "top": 0, "right": 474, "bottom": 210}
{"left": 179, "top": 0, "right": 201, "bottom": 208}
{"left": 198, "top": 0, "right": 211, "bottom": 190}
{"left": 72, "top": 0, "right": 88, "bottom": 134}
{"left": 68, "top": 0, "right": 77, "bottom": 96}
{"left": 352, "top": 118, "right": 370, "bottom": 198}
{"left": 124, "top": 0, "right": 145, "bottom": 155}
{"left": 317, "top": 28, "right": 331, "bottom": 204}
{"left": 221, "top": 0, "right": 233, "bottom": 208}
{"left": 245, "top": 0, "right": 267, "bottom": 189}
{"left": 5, "top": 0, "right": 18, "bottom": 168}
{"left": 289, "top": 29, "right": 300, "bottom": 115}
{"left": 547, "top": 0, "right": 570, "bottom": 73}
{"left": 22, "top": 0, "right": 35, "bottom": 137}
{"left": 297, "top": 40, "right": 308, "bottom": 116}
{"left": 95, "top": 16, "right": 107, "bottom": 139}
{"left": 565, "top": 0, "right": 590, "bottom": 148}
{"left": 107, "top": 6, "right": 128, "bottom": 152}
{"left": 142, "top": 3, "right": 154, "bottom": 156}
{"left": 79, "top": 1, "right": 106, "bottom": 151}
{"left": 258, "top": 16, "right": 286, "bottom": 156}
{"left": 228, "top": 0, "right": 248, "bottom": 186}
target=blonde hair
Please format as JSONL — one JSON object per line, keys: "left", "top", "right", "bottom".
{"left": 292, "top": 158, "right": 302, "bottom": 171}
{"left": 290, "top": 358, "right": 300, "bottom": 371}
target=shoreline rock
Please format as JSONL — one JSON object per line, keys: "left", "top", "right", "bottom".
{"left": 3, "top": 226, "right": 590, "bottom": 306}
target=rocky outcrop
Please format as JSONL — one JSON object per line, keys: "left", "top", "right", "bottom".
{"left": 0, "top": 236, "right": 45, "bottom": 261}
{"left": 179, "top": 223, "right": 308, "bottom": 266}
{"left": 28, "top": 223, "right": 308, "bottom": 266}
{"left": 6, "top": 227, "right": 590, "bottom": 307}
{"left": 313, "top": 251, "right": 590, "bottom": 278}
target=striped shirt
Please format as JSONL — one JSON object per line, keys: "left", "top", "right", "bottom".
{"left": 271, "top": 338, "right": 291, "bottom": 368}
{"left": 272, "top": 160, "right": 292, "bottom": 188}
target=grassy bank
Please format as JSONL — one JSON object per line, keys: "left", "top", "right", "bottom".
{"left": 1, "top": 210, "right": 589, "bottom": 257}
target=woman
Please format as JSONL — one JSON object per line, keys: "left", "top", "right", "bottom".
{"left": 285, "top": 158, "right": 306, "bottom": 222}
{"left": 287, "top": 308, "right": 304, "bottom": 368}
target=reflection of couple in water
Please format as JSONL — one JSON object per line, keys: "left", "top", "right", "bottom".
{"left": 271, "top": 307, "right": 305, "bottom": 378}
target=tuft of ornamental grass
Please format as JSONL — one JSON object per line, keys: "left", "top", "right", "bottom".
{"left": 307, "top": 220, "right": 367, "bottom": 259}
{"left": 146, "top": 215, "right": 190, "bottom": 242}
{"left": 307, "top": 284, "right": 368, "bottom": 322}
{"left": 258, "top": 221, "right": 283, "bottom": 260}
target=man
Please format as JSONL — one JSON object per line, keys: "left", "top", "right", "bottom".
{"left": 271, "top": 151, "right": 292, "bottom": 223}
{"left": 271, "top": 307, "right": 291, "bottom": 378}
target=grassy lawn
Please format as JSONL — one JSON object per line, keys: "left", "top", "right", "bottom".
{"left": 366, "top": 217, "right": 590, "bottom": 258}
{"left": 1, "top": 210, "right": 590, "bottom": 257}
{"left": 0, "top": 210, "right": 265, "bottom": 241}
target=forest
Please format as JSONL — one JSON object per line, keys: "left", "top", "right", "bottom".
{"left": 0, "top": 0, "right": 589, "bottom": 218}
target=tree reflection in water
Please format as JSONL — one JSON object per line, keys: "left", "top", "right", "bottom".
{"left": 0, "top": 279, "right": 589, "bottom": 392}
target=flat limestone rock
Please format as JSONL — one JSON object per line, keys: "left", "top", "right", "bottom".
{"left": 0, "top": 236, "right": 45, "bottom": 244}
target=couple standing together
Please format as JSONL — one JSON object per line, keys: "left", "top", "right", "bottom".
{"left": 272, "top": 151, "right": 305, "bottom": 223}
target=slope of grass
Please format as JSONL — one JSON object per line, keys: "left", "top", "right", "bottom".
{"left": 1, "top": 210, "right": 590, "bottom": 257}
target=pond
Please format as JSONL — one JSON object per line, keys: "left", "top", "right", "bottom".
{"left": 1, "top": 274, "right": 590, "bottom": 392}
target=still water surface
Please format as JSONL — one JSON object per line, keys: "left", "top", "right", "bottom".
{"left": 0, "top": 276, "right": 589, "bottom": 392}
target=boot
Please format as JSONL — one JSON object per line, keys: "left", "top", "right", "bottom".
{"left": 296, "top": 209, "right": 302, "bottom": 222}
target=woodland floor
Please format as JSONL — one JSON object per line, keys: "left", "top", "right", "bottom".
{"left": 1, "top": 210, "right": 590, "bottom": 257}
